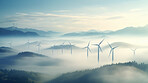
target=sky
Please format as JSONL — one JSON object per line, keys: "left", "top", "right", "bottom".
{"left": 0, "top": 0, "right": 148, "bottom": 32}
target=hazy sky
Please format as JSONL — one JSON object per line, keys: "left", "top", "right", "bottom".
{"left": 0, "top": 0, "right": 148, "bottom": 32}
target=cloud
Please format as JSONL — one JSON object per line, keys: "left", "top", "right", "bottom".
{"left": 106, "top": 16, "right": 124, "bottom": 20}
{"left": 0, "top": 10, "right": 148, "bottom": 32}
{"left": 52, "top": 10, "right": 70, "bottom": 13}
{"left": 130, "top": 8, "right": 143, "bottom": 12}
{"left": 0, "top": 19, "right": 18, "bottom": 23}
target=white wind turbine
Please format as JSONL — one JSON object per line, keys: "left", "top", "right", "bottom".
{"left": 26, "top": 40, "right": 30, "bottom": 49}
{"left": 37, "top": 42, "right": 41, "bottom": 52}
{"left": 12, "top": 23, "right": 16, "bottom": 27}
{"left": 61, "top": 42, "right": 65, "bottom": 54}
{"left": 8, "top": 42, "right": 12, "bottom": 47}
{"left": 68, "top": 41, "right": 73, "bottom": 55}
{"left": 108, "top": 42, "right": 118, "bottom": 63}
{"left": 130, "top": 48, "right": 137, "bottom": 56}
{"left": 84, "top": 41, "right": 91, "bottom": 58}
{"left": 51, "top": 44, "right": 56, "bottom": 55}
{"left": 93, "top": 39, "right": 104, "bottom": 63}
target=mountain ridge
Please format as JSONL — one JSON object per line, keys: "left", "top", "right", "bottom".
{"left": 3, "top": 26, "right": 60, "bottom": 36}
{"left": 63, "top": 26, "right": 148, "bottom": 37}
{"left": 48, "top": 61, "right": 148, "bottom": 83}
{"left": 0, "top": 28, "right": 39, "bottom": 37}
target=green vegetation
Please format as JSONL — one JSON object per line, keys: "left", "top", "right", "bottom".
{"left": 0, "top": 69, "right": 42, "bottom": 83}
{"left": 48, "top": 61, "right": 148, "bottom": 83}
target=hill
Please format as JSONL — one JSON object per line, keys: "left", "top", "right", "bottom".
{"left": 17, "top": 52, "right": 47, "bottom": 57}
{"left": 0, "top": 69, "right": 42, "bottom": 83}
{"left": 0, "top": 51, "right": 61, "bottom": 68}
{"left": 47, "top": 45, "right": 81, "bottom": 50}
{"left": 0, "top": 47, "right": 15, "bottom": 53}
{"left": 48, "top": 61, "right": 148, "bottom": 83}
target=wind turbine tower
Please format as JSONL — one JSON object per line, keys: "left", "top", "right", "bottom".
{"left": 61, "top": 42, "right": 65, "bottom": 54}
{"left": 37, "top": 42, "right": 41, "bottom": 52}
{"left": 93, "top": 39, "right": 104, "bottom": 63}
{"left": 68, "top": 41, "right": 73, "bottom": 55}
{"left": 108, "top": 42, "right": 118, "bottom": 63}
{"left": 27, "top": 40, "right": 30, "bottom": 49}
{"left": 8, "top": 42, "right": 12, "bottom": 47}
{"left": 84, "top": 41, "right": 91, "bottom": 58}
{"left": 131, "top": 48, "right": 137, "bottom": 56}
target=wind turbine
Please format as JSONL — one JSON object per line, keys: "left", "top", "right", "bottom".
{"left": 12, "top": 23, "right": 15, "bottom": 27}
{"left": 37, "top": 42, "right": 41, "bottom": 52}
{"left": 26, "top": 40, "right": 30, "bottom": 49}
{"left": 130, "top": 48, "right": 137, "bottom": 56}
{"left": 51, "top": 44, "right": 55, "bottom": 55}
{"left": 8, "top": 42, "right": 12, "bottom": 47}
{"left": 84, "top": 41, "right": 91, "bottom": 58}
{"left": 61, "top": 42, "right": 65, "bottom": 54}
{"left": 93, "top": 39, "right": 104, "bottom": 63}
{"left": 68, "top": 41, "right": 73, "bottom": 55}
{"left": 108, "top": 42, "right": 118, "bottom": 63}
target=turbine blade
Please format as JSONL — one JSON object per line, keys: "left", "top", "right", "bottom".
{"left": 88, "top": 41, "right": 90, "bottom": 47}
{"left": 99, "top": 39, "right": 104, "bottom": 45}
{"left": 68, "top": 41, "right": 71, "bottom": 45}
{"left": 62, "top": 42, "right": 65, "bottom": 45}
{"left": 109, "top": 49, "right": 112, "bottom": 56}
{"left": 113, "top": 46, "right": 118, "bottom": 49}
{"left": 130, "top": 48, "right": 137, "bottom": 51}
{"left": 88, "top": 47, "right": 92, "bottom": 53}
{"left": 99, "top": 46, "right": 103, "bottom": 52}
{"left": 107, "top": 42, "right": 112, "bottom": 48}
{"left": 38, "top": 42, "right": 41, "bottom": 46}
{"left": 130, "top": 48, "right": 134, "bottom": 51}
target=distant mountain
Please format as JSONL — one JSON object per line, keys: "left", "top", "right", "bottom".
{"left": 62, "top": 26, "right": 148, "bottom": 37}
{"left": 0, "top": 28, "right": 39, "bottom": 37}
{"left": 109, "top": 26, "right": 148, "bottom": 35}
{"left": 0, "top": 47, "right": 14, "bottom": 53}
{"left": 4, "top": 27, "right": 60, "bottom": 36}
{"left": 0, "top": 47, "right": 17, "bottom": 58}
{"left": 48, "top": 61, "right": 148, "bottom": 83}
{"left": 62, "top": 30, "right": 106, "bottom": 37}
{"left": 0, "top": 52, "right": 47, "bottom": 66}
{"left": 102, "top": 42, "right": 137, "bottom": 49}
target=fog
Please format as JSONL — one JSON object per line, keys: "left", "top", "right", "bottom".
{"left": 1, "top": 35, "right": 148, "bottom": 81}
{"left": 98, "top": 66, "right": 148, "bottom": 83}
